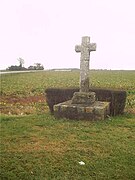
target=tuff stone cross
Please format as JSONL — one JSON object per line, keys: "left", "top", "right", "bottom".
{"left": 75, "top": 36, "right": 96, "bottom": 92}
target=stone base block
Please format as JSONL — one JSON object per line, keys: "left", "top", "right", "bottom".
{"left": 71, "top": 92, "right": 96, "bottom": 104}
{"left": 54, "top": 100, "right": 110, "bottom": 120}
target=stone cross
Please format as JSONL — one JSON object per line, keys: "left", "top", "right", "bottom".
{"left": 75, "top": 36, "right": 96, "bottom": 92}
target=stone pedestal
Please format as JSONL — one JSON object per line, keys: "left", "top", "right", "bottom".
{"left": 54, "top": 100, "right": 110, "bottom": 120}
{"left": 54, "top": 91, "right": 110, "bottom": 121}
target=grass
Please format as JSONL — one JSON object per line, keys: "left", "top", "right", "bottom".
{"left": 1, "top": 70, "right": 135, "bottom": 96}
{"left": 0, "top": 70, "right": 135, "bottom": 179}
{"left": 0, "top": 70, "right": 135, "bottom": 115}
{"left": 1, "top": 113, "right": 135, "bottom": 179}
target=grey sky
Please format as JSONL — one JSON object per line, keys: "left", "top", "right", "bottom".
{"left": 0, "top": 0, "right": 135, "bottom": 70}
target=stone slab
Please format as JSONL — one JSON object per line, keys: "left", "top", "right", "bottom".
{"left": 54, "top": 100, "right": 110, "bottom": 120}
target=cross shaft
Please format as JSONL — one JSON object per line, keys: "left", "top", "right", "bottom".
{"left": 75, "top": 36, "right": 96, "bottom": 92}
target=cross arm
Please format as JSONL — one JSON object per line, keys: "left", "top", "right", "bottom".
{"left": 75, "top": 45, "right": 81, "bottom": 52}
{"left": 89, "top": 43, "right": 97, "bottom": 51}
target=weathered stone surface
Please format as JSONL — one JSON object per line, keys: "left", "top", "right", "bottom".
{"left": 75, "top": 36, "right": 96, "bottom": 92}
{"left": 54, "top": 100, "right": 110, "bottom": 120}
{"left": 71, "top": 92, "right": 96, "bottom": 104}
{"left": 85, "top": 107, "right": 94, "bottom": 113}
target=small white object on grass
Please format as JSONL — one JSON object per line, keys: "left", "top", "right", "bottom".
{"left": 79, "top": 161, "right": 85, "bottom": 165}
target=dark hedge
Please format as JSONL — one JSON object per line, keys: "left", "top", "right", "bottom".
{"left": 45, "top": 87, "right": 127, "bottom": 116}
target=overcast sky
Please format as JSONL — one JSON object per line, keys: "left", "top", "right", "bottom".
{"left": 0, "top": 0, "right": 135, "bottom": 70}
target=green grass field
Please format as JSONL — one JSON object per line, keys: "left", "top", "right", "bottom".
{"left": 1, "top": 70, "right": 135, "bottom": 179}
{"left": 1, "top": 70, "right": 135, "bottom": 114}
{"left": 1, "top": 70, "right": 135, "bottom": 96}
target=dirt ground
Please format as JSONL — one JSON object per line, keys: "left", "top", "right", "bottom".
{"left": 0, "top": 95, "right": 135, "bottom": 115}
{"left": 0, "top": 95, "right": 46, "bottom": 104}
{"left": 0, "top": 95, "right": 48, "bottom": 115}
